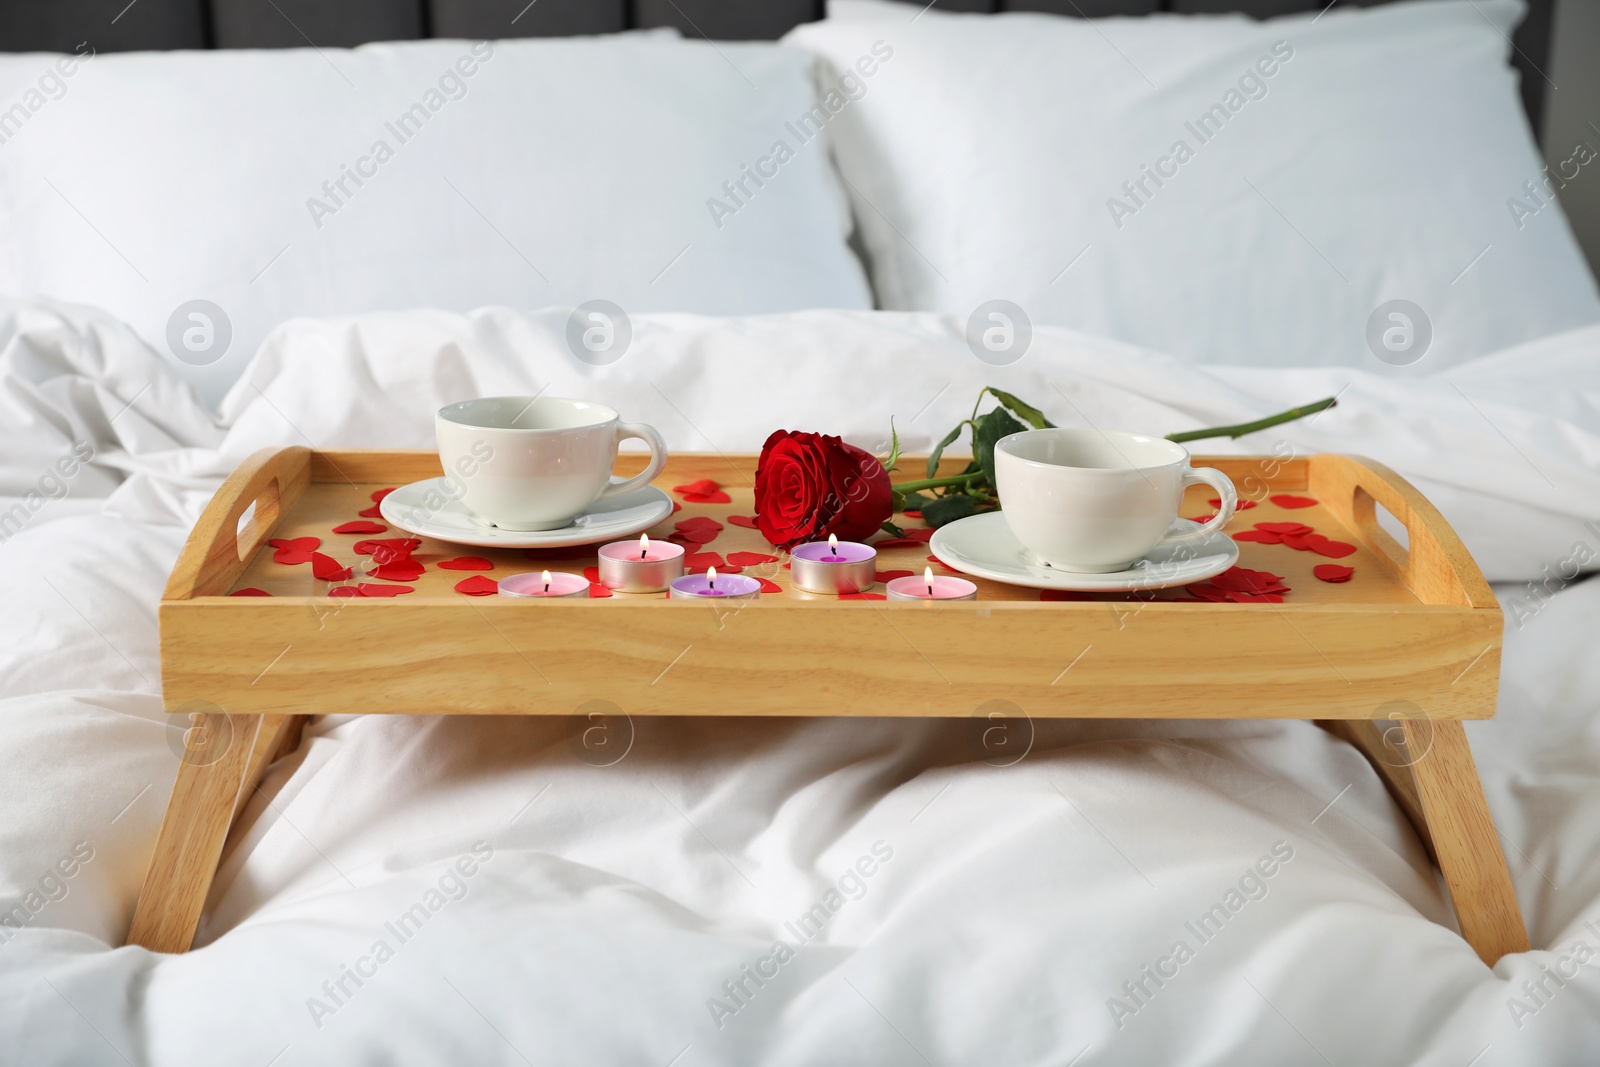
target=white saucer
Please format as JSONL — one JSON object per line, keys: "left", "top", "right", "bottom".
{"left": 379, "top": 479, "right": 674, "bottom": 549}
{"left": 929, "top": 512, "right": 1238, "bottom": 592}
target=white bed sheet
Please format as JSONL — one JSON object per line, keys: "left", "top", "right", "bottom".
{"left": 1, "top": 298, "right": 1598, "bottom": 1065}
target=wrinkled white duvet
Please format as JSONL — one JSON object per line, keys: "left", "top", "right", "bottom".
{"left": 1, "top": 297, "right": 1598, "bottom": 1066}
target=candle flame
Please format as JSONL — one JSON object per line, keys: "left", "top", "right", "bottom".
{"left": 925, "top": 566, "right": 934, "bottom": 596}
{"left": 639, "top": 532, "right": 650, "bottom": 559}
{"left": 541, "top": 569, "right": 552, "bottom": 593}
{"left": 707, "top": 566, "right": 717, "bottom": 589}
{"left": 828, "top": 533, "right": 838, "bottom": 552}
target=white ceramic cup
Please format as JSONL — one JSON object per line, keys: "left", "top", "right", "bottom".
{"left": 994, "top": 428, "right": 1236, "bottom": 572}
{"left": 436, "top": 397, "right": 667, "bottom": 531}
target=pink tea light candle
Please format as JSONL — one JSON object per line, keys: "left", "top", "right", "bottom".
{"left": 669, "top": 567, "right": 761, "bottom": 600}
{"left": 789, "top": 533, "right": 877, "bottom": 594}
{"left": 598, "top": 533, "right": 685, "bottom": 592}
{"left": 885, "top": 566, "right": 978, "bottom": 601}
{"left": 499, "top": 569, "right": 589, "bottom": 598}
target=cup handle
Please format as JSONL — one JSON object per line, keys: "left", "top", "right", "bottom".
{"left": 1160, "top": 467, "right": 1236, "bottom": 545}
{"left": 597, "top": 422, "right": 669, "bottom": 501}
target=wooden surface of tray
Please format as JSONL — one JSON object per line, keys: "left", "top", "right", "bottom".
{"left": 158, "top": 449, "right": 1502, "bottom": 721}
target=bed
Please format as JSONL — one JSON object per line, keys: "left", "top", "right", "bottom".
{"left": 3, "top": 1, "right": 1600, "bottom": 1065}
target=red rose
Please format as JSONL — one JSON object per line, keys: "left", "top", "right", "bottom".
{"left": 754, "top": 430, "right": 893, "bottom": 549}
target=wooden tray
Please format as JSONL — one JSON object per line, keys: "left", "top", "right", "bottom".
{"left": 134, "top": 447, "right": 1525, "bottom": 965}
{"left": 159, "top": 448, "right": 1501, "bottom": 722}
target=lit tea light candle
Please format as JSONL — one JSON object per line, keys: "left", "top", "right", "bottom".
{"left": 499, "top": 569, "right": 589, "bottom": 598}
{"left": 598, "top": 532, "right": 685, "bottom": 592}
{"left": 790, "top": 533, "right": 878, "bottom": 594}
{"left": 885, "top": 566, "right": 978, "bottom": 601}
{"left": 669, "top": 565, "right": 761, "bottom": 600}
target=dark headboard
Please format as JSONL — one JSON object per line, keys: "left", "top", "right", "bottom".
{"left": 0, "top": 0, "right": 1555, "bottom": 137}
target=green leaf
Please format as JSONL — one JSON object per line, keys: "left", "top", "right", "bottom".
{"left": 900, "top": 492, "right": 934, "bottom": 513}
{"left": 972, "top": 407, "right": 1027, "bottom": 494}
{"left": 926, "top": 422, "right": 965, "bottom": 480}
{"left": 988, "top": 389, "right": 1054, "bottom": 430}
{"left": 883, "top": 418, "right": 901, "bottom": 473}
{"left": 920, "top": 492, "right": 979, "bottom": 528}
{"left": 880, "top": 519, "right": 905, "bottom": 537}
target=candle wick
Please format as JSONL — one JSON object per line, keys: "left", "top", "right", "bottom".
{"left": 640, "top": 549, "right": 646, "bottom": 560}
{"left": 544, "top": 581, "right": 550, "bottom": 593}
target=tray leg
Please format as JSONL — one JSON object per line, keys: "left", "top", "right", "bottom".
{"left": 126, "top": 713, "right": 305, "bottom": 953}
{"left": 1321, "top": 718, "right": 1528, "bottom": 965}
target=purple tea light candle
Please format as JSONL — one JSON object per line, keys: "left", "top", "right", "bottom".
{"left": 499, "top": 569, "right": 589, "bottom": 598}
{"left": 669, "top": 566, "right": 761, "bottom": 600}
{"left": 598, "top": 533, "right": 685, "bottom": 592}
{"left": 790, "top": 533, "right": 877, "bottom": 594}
{"left": 885, "top": 566, "right": 978, "bottom": 601}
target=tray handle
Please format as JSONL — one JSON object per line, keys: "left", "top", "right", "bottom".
{"left": 1309, "top": 455, "right": 1495, "bottom": 609}
{"left": 163, "top": 447, "right": 312, "bottom": 600}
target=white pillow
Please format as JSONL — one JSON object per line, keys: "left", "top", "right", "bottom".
{"left": 0, "top": 36, "right": 871, "bottom": 405}
{"left": 785, "top": 0, "right": 1600, "bottom": 370}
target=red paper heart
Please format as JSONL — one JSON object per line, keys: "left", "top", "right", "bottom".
{"left": 1232, "top": 530, "right": 1282, "bottom": 544}
{"left": 685, "top": 552, "right": 725, "bottom": 571}
{"left": 902, "top": 509, "right": 922, "bottom": 518}
{"left": 1311, "top": 539, "right": 1357, "bottom": 559}
{"left": 1187, "top": 515, "right": 1215, "bottom": 524}
{"left": 328, "top": 586, "right": 363, "bottom": 598}
{"left": 1041, "top": 589, "right": 1094, "bottom": 601}
{"left": 672, "top": 479, "right": 721, "bottom": 496}
{"left": 269, "top": 536, "right": 320, "bottom": 564}
{"left": 582, "top": 566, "right": 601, "bottom": 583}
{"left": 875, "top": 569, "right": 915, "bottom": 583}
{"left": 926, "top": 555, "right": 960, "bottom": 572}
{"left": 1255, "top": 522, "right": 1314, "bottom": 535}
{"left": 588, "top": 583, "right": 613, "bottom": 598}
{"left": 727, "top": 515, "right": 760, "bottom": 529}
{"left": 230, "top": 587, "right": 272, "bottom": 596}
{"left": 671, "top": 501, "right": 682, "bottom": 513}
{"left": 726, "top": 551, "right": 778, "bottom": 566}
{"left": 903, "top": 528, "right": 935, "bottom": 543}
{"left": 672, "top": 526, "right": 720, "bottom": 544}
{"left": 1224, "top": 590, "right": 1285, "bottom": 603}
{"left": 368, "top": 559, "right": 425, "bottom": 582}
{"left": 1270, "top": 494, "right": 1318, "bottom": 509}
{"left": 333, "top": 520, "right": 388, "bottom": 534}
{"left": 454, "top": 575, "right": 500, "bottom": 596}
{"left": 1212, "top": 498, "right": 1257, "bottom": 510}
{"left": 675, "top": 515, "right": 723, "bottom": 531}
{"left": 437, "top": 556, "right": 493, "bottom": 571}
{"left": 840, "top": 592, "right": 887, "bottom": 600}
{"left": 354, "top": 583, "right": 413, "bottom": 597}
{"left": 1211, "top": 566, "right": 1288, "bottom": 594}
{"left": 357, "top": 488, "right": 397, "bottom": 517}
{"left": 754, "top": 577, "right": 783, "bottom": 593}
{"left": 354, "top": 537, "right": 422, "bottom": 562}
{"left": 682, "top": 491, "right": 732, "bottom": 504}
{"left": 311, "top": 552, "right": 353, "bottom": 581}
{"left": 1313, "top": 564, "right": 1355, "bottom": 582}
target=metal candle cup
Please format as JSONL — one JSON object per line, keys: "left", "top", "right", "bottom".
{"left": 499, "top": 570, "right": 590, "bottom": 598}
{"left": 669, "top": 568, "right": 761, "bottom": 600}
{"left": 597, "top": 534, "right": 685, "bottom": 592}
{"left": 885, "top": 569, "right": 978, "bottom": 601}
{"left": 789, "top": 536, "right": 877, "bottom": 594}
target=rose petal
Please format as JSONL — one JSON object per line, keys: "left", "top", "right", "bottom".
{"left": 588, "top": 583, "right": 613, "bottom": 598}
{"left": 368, "top": 559, "right": 425, "bottom": 582}
{"left": 333, "top": 520, "right": 388, "bottom": 534}
{"left": 438, "top": 556, "right": 494, "bottom": 571}
{"left": 682, "top": 491, "right": 732, "bottom": 504}
{"left": 229, "top": 587, "right": 273, "bottom": 596}
{"left": 726, "top": 551, "right": 779, "bottom": 566}
{"left": 840, "top": 592, "right": 887, "bottom": 600}
{"left": 311, "top": 552, "right": 353, "bottom": 581}
{"left": 1313, "top": 564, "right": 1355, "bottom": 582}
{"left": 454, "top": 575, "right": 500, "bottom": 596}
{"left": 1270, "top": 494, "right": 1319, "bottom": 509}
{"left": 1232, "top": 530, "right": 1282, "bottom": 544}
{"left": 672, "top": 479, "right": 721, "bottom": 496}
{"left": 727, "top": 515, "right": 760, "bottom": 529}
{"left": 269, "top": 536, "right": 320, "bottom": 564}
